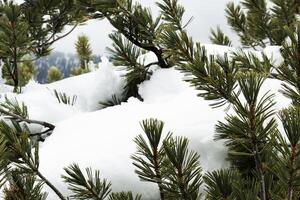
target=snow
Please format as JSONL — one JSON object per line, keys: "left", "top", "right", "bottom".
{"left": 39, "top": 68, "right": 227, "bottom": 199}
{"left": 44, "top": 57, "right": 125, "bottom": 111}
{"left": 0, "top": 45, "right": 291, "bottom": 199}
{"left": 0, "top": 58, "right": 124, "bottom": 125}
{"left": 263, "top": 46, "right": 283, "bottom": 67}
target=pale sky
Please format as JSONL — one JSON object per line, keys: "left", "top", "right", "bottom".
{"left": 21, "top": 0, "right": 241, "bottom": 54}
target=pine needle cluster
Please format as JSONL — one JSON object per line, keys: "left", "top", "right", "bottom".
{"left": 155, "top": 0, "right": 300, "bottom": 198}
{"left": 210, "top": 0, "right": 300, "bottom": 48}
{"left": 1, "top": 0, "right": 300, "bottom": 200}
{"left": 79, "top": 0, "right": 193, "bottom": 100}
{"left": 0, "top": 0, "right": 84, "bottom": 92}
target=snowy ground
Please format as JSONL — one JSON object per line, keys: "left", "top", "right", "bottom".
{"left": 0, "top": 45, "right": 291, "bottom": 199}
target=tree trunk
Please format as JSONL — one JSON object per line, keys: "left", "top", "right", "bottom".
{"left": 13, "top": 49, "right": 19, "bottom": 93}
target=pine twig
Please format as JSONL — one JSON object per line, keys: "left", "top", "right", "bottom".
{"left": 0, "top": 107, "right": 55, "bottom": 137}
{"left": 36, "top": 170, "right": 67, "bottom": 200}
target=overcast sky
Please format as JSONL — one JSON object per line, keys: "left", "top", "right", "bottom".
{"left": 51, "top": 0, "right": 240, "bottom": 54}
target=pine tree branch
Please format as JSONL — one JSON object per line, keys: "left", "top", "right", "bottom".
{"left": 62, "top": 164, "right": 111, "bottom": 200}
{"left": 36, "top": 23, "right": 79, "bottom": 48}
{"left": 253, "top": 143, "right": 267, "bottom": 200}
{"left": 287, "top": 144, "right": 297, "bottom": 200}
{"left": 0, "top": 119, "right": 65, "bottom": 200}
{"left": 144, "top": 61, "right": 160, "bottom": 69}
{"left": 29, "top": 128, "right": 53, "bottom": 139}
{"left": 132, "top": 119, "right": 169, "bottom": 199}
{"left": 0, "top": 107, "right": 55, "bottom": 136}
{"left": 104, "top": 14, "right": 169, "bottom": 69}
{"left": 36, "top": 170, "right": 66, "bottom": 200}
{"left": 17, "top": 57, "right": 39, "bottom": 63}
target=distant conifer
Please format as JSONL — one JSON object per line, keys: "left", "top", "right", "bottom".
{"left": 47, "top": 66, "right": 62, "bottom": 83}
{"left": 75, "top": 35, "right": 93, "bottom": 70}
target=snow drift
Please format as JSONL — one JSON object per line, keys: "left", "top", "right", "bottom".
{"left": 39, "top": 68, "right": 228, "bottom": 199}
{"left": 0, "top": 45, "right": 291, "bottom": 199}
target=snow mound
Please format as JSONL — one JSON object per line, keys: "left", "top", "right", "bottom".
{"left": 40, "top": 68, "right": 227, "bottom": 199}
{"left": 45, "top": 58, "right": 125, "bottom": 111}
{"left": 0, "top": 60, "right": 124, "bottom": 125}
{"left": 0, "top": 45, "right": 291, "bottom": 199}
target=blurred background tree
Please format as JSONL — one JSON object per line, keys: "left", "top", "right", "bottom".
{"left": 210, "top": 0, "right": 300, "bottom": 48}
{"left": 47, "top": 66, "right": 62, "bottom": 83}
{"left": 75, "top": 34, "right": 93, "bottom": 71}
{"left": 0, "top": 0, "right": 85, "bottom": 92}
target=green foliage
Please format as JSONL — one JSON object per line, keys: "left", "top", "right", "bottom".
{"left": 62, "top": 164, "right": 111, "bottom": 200}
{"left": 209, "top": 27, "right": 232, "bottom": 46}
{"left": 0, "top": 0, "right": 82, "bottom": 92}
{"left": 0, "top": 99, "right": 138, "bottom": 200}
{"left": 70, "top": 67, "right": 90, "bottom": 76}
{"left": 271, "top": 107, "right": 300, "bottom": 199}
{"left": 232, "top": 178, "right": 261, "bottom": 200}
{"left": 0, "top": 121, "right": 40, "bottom": 175}
{"left": 0, "top": 97, "right": 55, "bottom": 140}
{"left": 279, "top": 107, "right": 300, "bottom": 146}
{"left": 108, "top": 33, "right": 151, "bottom": 100}
{"left": 269, "top": 0, "right": 300, "bottom": 44}
{"left": 155, "top": 1, "right": 300, "bottom": 198}
{"left": 277, "top": 24, "right": 300, "bottom": 106}
{"left": 224, "top": 0, "right": 300, "bottom": 48}
{"left": 0, "top": 1, "right": 31, "bottom": 92}
{"left": 0, "top": 1, "right": 299, "bottom": 200}
{"left": 232, "top": 50, "right": 273, "bottom": 76}
{"left": 82, "top": 0, "right": 194, "bottom": 99}
{"left": 3, "top": 170, "right": 47, "bottom": 200}
{"left": 18, "top": 59, "right": 36, "bottom": 86}
{"left": 82, "top": 1, "right": 300, "bottom": 199}
{"left": 99, "top": 94, "right": 126, "bottom": 108}
{"left": 132, "top": 119, "right": 171, "bottom": 199}
{"left": 225, "top": 2, "right": 247, "bottom": 42}
{"left": 163, "top": 136, "right": 202, "bottom": 199}
{"left": 0, "top": 117, "right": 75, "bottom": 200}
{"left": 0, "top": 96, "right": 28, "bottom": 118}
{"left": 0, "top": 120, "right": 48, "bottom": 199}
{"left": 215, "top": 73, "right": 277, "bottom": 183}
{"left": 132, "top": 118, "right": 202, "bottom": 200}
{"left": 75, "top": 35, "right": 93, "bottom": 70}
{"left": 204, "top": 169, "right": 239, "bottom": 199}
{"left": 204, "top": 169, "right": 272, "bottom": 199}
{"left": 22, "top": 0, "right": 85, "bottom": 56}
{"left": 76, "top": 0, "right": 118, "bottom": 13}
{"left": 53, "top": 89, "right": 77, "bottom": 106}
{"left": 109, "top": 192, "right": 142, "bottom": 200}
{"left": 2, "top": 58, "right": 36, "bottom": 88}
{"left": 47, "top": 66, "right": 62, "bottom": 83}
{"left": 156, "top": 0, "right": 189, "bottom": 30}
{"left": 104, "top": 0, "right": 169, "bottom": 67}
{"left": 164, "top": 30, "right": 238, "bottom": 107}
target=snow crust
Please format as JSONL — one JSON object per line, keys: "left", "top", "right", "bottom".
{"left": 0, "top": 45, "right": 291, "bottom": 199}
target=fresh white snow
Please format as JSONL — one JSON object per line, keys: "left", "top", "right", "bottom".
{"left": 0, "top": 45, "right": 291, "bottom": 199}
{"left": 39, "top": 67, "right": 228, "bottom": 199}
